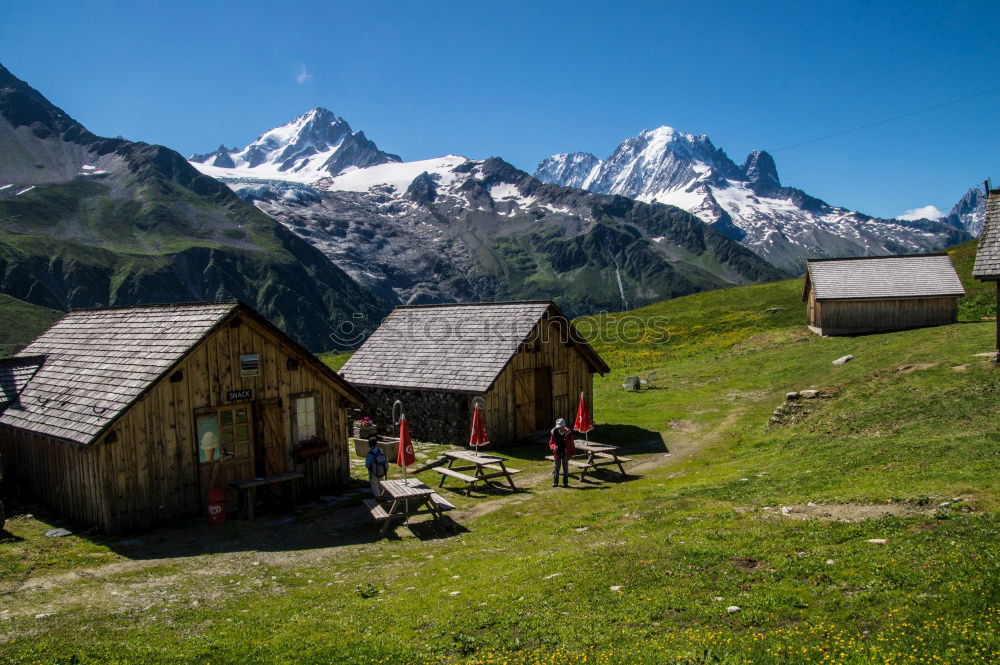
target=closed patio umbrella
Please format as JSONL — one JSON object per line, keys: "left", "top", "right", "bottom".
{"left": 469, "top": 402, "right": 489, "bottom": 458}
{"left": 397, "top": 413, "right": 416, "bottom": 480}
{"left": 574, "top": 392, "right": 594, "bottom": 442}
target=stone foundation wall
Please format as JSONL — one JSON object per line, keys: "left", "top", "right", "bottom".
{"left": 357, "top": 386, "right": 472, "bottom": 446}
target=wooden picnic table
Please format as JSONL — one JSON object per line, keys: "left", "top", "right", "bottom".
{"left": 434, "top": 449, "right": 522, "bottom": 494}
{"left": 229, "top": 471, "right": 304, "bottom": 520}
{"left": 547, "top": 442, "right": 632, "bottom": 482}
{"left": 364, "top": 478, "right": 455, "bottom": 537}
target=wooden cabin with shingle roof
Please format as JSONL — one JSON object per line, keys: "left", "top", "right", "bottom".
{"left": 972, "top": 187, "right": 1000, "bottom": 359}
{"left": 340, "top": 301, "right": 609, "bottom": 446}
{"left": 0, "top": 301, "right": 363, "bottom": 534}
{"left": 802, "top": 254, "right": 965, "bottom": 336}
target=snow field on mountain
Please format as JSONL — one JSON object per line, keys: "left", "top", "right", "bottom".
{"left": 326, "top": 156, "right": 468, "bottom": 193}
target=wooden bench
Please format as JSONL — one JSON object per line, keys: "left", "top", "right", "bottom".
{"left": 434, "top": 466, "right": 482, "bottom": 495}
{"left": 482, "top": 463, "right": 522, "bottom": 475}
{"left": 593, "top": 452, "right": 633, "bottom": 462}
{"left": 363, "top": 498, "right": 392, "bottom": 521}
{"left": 434, "top": 467, "right": 478, "bottom": 483}
{"left": 229, "top": 471, "right": 304, "bottom": 520}
{"left": 545, "top": 455, "right": 593, "bottom": 469}
{"left": 428, "top": 492, "right": 456, "bottom": 511}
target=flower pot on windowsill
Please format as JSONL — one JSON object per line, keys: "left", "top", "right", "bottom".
{"left": 295, "top": 444, "right": 331, "bottom": 462}
{"left": 353, "top": 425, "right": 378, "bottom": 439}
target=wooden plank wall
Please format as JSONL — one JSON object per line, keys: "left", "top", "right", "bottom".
{"left": 484, "top": 315, "right": 595, "bottom": 446}
{"left": 0, "top": 312, "right": 353, "bottom": 534}
{"left": 0, "top": 426, "right": 108, "bottom": 530}
{"left": 817, "top": 296, "right": 959, "bottom": 334}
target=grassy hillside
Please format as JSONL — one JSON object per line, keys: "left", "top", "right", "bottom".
{"left": 0, "top": 172, "right": 391, "bottom": 352}
{"left": 948, "top": 238, "right": 996, "bottom": 321}
{"left": 1, "top": 245, "right": 998, "bottom": 664}
{"left": 0, "top": 61, "right": 391, "bottom": 351}
{"left": 0, "top": 293, "right": 60, "bottom": 357}
{"left": 318, "top": 351, "right": 352, "bottom": 372}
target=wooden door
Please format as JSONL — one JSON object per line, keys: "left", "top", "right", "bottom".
{"left": 197, "top": 403, "right": 254, "bottom": 502}
{"left": 255, "top": 399, "right": 286, "bottom": 477}
{"left": 533, "top": 367, "right": 552, "bottom": 431}
{"left": 514, "top": 369, "right": 536, "bottom": 439}
{"left": 552, "top": 370, "right": 568, "bottom": 426}
{"left": 219, "top": 404, "right": 254, "bottom": 482}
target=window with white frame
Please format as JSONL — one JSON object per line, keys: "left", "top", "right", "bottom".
{"left": 293, "top": 394, "right": 318, "bottom": 442}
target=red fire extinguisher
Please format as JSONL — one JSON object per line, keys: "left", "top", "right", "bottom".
{"left": 207, "top": 487, "right": 226, "bottom": 525}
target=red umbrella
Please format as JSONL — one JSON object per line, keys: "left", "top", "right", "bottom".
{"left": 397, "top": 414, "right": 416, "bottom": 477}
{"left": 469, "top": 403, "right": 489, "bottom": 457}
{"left": 574, "top": 392, "right": 594, "bottom": 441}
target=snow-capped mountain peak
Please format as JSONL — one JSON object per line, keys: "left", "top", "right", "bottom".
{"left": 189, "top": 107, "right": 400, "bottom": 183}
{"left": 535, "top": 126, "right": 974, "bottom": 272}
{"left": 940, "top": 186, "right": 987, "bottom": 236}
{"left": 241, "top": 107, "right": 350, "bottom": 169}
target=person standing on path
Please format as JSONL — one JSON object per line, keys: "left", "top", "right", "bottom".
{"left": 364, "top": 437, "right": 388, "bottom": 498}
{"left": 549, "top": 418, "right": 575, "bottom": 487}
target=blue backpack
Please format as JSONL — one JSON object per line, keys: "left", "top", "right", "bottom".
{"left": 370, "top": 449, "right": 388, "bottom": 478}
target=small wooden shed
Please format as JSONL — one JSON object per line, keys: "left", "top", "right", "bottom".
{"left": 0, "top": 301, "right": 363, "bottom": 534}
{"left": 802, "top": 254, "right": 965, "bottom": 336}
{"left": 972, "top": 187, "right": 1000, "bottom": 359}
{"left": 339, "top": 301, "right": 609, "bottom": 446}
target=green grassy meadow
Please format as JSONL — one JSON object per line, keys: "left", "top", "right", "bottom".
{"left": 2, "top": 241, "right": 999, "bottom": 664}
{"left": 0, "top": 294, "right": 61, "bottom": 357}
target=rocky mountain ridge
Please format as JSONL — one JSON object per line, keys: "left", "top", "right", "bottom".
{"left": 0, "top": 64, "right": 390, "bottom": 350}
{"left": 189, "top": 107, "right": 400, "bottom": 182}
{"left": 191, "top": 141, "right": 786, "bottom": 314}
{"left": 535, "top": 126, "right": 976, "bottom": 273}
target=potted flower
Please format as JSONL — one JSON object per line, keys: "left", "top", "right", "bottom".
{"left": 353, "top": 416, "right": 377, "bottom": 439}
{"left": 294, "top": 435, "right": 331, "bottom": 462}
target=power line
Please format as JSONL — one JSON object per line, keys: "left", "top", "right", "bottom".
{"left": 771, "top": 85, "right": 1000, "bottom": 153}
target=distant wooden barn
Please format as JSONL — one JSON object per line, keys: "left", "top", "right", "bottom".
{"left": 802, "top": 254, "right": 965, "bottom": 336}
{"left": 0, "top": 301, "right": 363, "bottom": 534}
{"left": 339, "top": 301, "right": 609, "bottom": 446}
{"left": 972, "top": 187, "right": 1000, "bottom": 359}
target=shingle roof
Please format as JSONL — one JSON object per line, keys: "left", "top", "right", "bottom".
{"left": 973, "top": 190, "right": 1000, "bottom": 280}
{"left": 0, "top": 355, "right": 45, "bottom": 411}
{"left": 340, "top": 301, "right": 609, "bottom": 393}
{"left": 805, "top": 254, "right": 965, "bottom": 301}
{"left": 0, "top": 302, "right": 238, "bottom": 444}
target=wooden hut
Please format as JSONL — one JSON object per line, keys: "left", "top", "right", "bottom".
{"left": 339, "top": 301, "right": 609, "bottom": 446}
{"left": 0, "top": 301, "right": 363, "bottom": 534}
{"left": 972, "top": 187, "right": 1000, "bottom": 361}
{"left": 802, "top": 254, "right": 965, "bottom": 336}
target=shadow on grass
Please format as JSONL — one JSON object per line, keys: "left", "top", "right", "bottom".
{"left": 561, "top": 482, "right": 612, "bottom": 492}
{"left": 0, "top": 529, "right": 24, "bottom": 544}
{"left": 576, "top": 467, "right": 641, "bottom": 484}
{"left": 435, "top": 481, "right": 529, "bottom": 499}
{"left": 43, "top": 497, "right": 469, "bottom": 561}
{"left": 384, "top": 515, "right": 470, "bottom": 541}
{"left": 587, "top": 424, "right": 668, "bottom": 454}
{"left": 490, "top": 424, "right": 667, "bottom": 462}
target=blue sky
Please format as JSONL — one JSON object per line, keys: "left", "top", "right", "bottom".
{"left": 3, "top": 0, "right": 997, "bottom": 218}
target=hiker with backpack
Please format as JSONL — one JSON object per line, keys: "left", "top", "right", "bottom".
{"left": 365, "top": 437, "right": 389, "bottom": 498}
{"left": 549, "top": 418, "right": 575, "bottom": 487}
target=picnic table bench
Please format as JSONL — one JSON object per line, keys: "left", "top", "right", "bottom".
{"left": 547, "top": 442, "right": 631, "bottom": 482}
{"left": 434, "top": 450, "right": 521, "bottom": 494}
{"left": 229, "top": 471, "right": 304, "bottom": 520}
{"left": 365, "top": 478, "right": 456, "bottom": 536}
